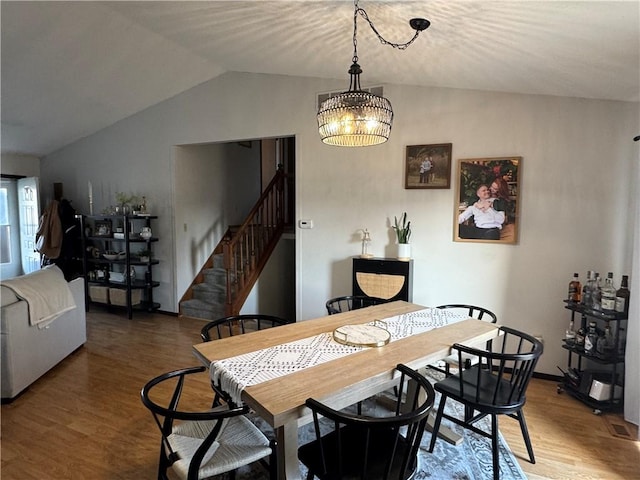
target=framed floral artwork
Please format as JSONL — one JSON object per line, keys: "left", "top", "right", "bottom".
{"left": 404, "top": 143, "right": 452, "bottom": 189}
{"left": 454, "top": 157, "right": 521, "bottom": 244}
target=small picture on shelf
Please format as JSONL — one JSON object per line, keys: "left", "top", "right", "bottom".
{"left": 94, "top": 220, "right": 112, "bottom": 237}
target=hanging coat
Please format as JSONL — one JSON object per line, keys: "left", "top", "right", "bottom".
{"left": 36, "top": 200, "right": 63, "bottom": 259}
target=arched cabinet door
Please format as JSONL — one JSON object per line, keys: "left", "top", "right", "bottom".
{"left": 352, "top": 257, "right": 413, "bottom": 302}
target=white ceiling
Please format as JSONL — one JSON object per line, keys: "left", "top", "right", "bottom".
{"left": 2, "top": 1, "right": 639, "bottom": 157}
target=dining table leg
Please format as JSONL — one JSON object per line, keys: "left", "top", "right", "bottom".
{"left": 275, "top": 421, "right": 302, "bottom": 480}
{"left": 413, "top": 368, "right": 463, "bottom": 445}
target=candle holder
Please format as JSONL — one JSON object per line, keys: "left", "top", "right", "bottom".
{"left": 360, "top": 229, "right": 373, "bottom": 258}
{"left": 88, "top": 181, "right": 94, "bottom": 215}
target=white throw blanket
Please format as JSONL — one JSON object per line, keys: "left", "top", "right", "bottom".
{"left": 2, "top": 265, "right": 76, "bottom": 328}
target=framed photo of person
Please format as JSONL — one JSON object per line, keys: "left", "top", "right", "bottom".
{"left": 404, "top": 143, "right": 452, "bottom": 189}
{"left": 453, "top": 157, "right": 521, "bottom": 244}
{"left": 94, "top": 220, "right": 112, "bottom": 238}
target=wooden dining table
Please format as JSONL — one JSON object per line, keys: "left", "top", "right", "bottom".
{"left": 192, "top": 300, "right": 501, "bottom": 480}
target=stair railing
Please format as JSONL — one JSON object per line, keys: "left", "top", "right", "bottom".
{"left": 222, "top": 168, "right": 286, "bottom": 315}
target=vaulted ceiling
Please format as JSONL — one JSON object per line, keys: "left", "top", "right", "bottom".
{"left": 2, "top": 1, "right": 638, "bottom": 157}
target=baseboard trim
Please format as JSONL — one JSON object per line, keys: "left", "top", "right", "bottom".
{"left": 533, "top": 372, "right": 563, "bottom": 382}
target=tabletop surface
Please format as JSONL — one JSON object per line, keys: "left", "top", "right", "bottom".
{"left": 192, "top": 301, "right": 500, "bottom": 428}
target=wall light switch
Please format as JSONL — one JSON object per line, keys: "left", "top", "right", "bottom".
{"left": 298, "top": 219, "right": 313, "bottom": 229}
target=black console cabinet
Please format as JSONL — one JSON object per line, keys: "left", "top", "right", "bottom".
{"left": 352, "top": 257, "right": 413, "bottom": 302}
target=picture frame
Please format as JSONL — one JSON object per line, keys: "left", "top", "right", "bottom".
{"left": 404, "top": 143, "right": 452, "bottom": 189}
{"left": 94, "top": 220, "right": 112, "bottom": 237}
{"left": 453, "top": 156, "right": 521, "bottom": 244}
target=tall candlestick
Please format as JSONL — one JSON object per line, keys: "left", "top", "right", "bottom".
{"left": 88, "top": 181, "right": 93, "bottom": 214}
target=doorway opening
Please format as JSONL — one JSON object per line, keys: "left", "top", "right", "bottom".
{"left": 173, "top": 136, "right": 296, "bottom": 321}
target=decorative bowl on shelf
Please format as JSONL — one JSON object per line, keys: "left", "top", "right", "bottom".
{"left": 103, "top": 252, "right": 125, "bottom": 261}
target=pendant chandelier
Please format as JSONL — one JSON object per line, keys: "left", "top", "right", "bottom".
{"left": 317, "top": 0, "right": 430, "bottom": 147}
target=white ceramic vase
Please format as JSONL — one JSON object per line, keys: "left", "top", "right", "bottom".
{"left": 397, "top": 243, "right": 411, "bottom": 261}
{"left": 140, "top": 227, "right": 152, "bottom": 239}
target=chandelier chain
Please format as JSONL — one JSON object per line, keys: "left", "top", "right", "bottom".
{"left": 352, "top": 1, "right": 423, "bottom": 61}
{"left": 352, "top": 4, "right": 359, "bottom": 63}
{"left": 318, "top": 0, "right": 428, "bottom": 147}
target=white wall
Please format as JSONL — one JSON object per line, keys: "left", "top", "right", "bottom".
{"left": 1, "top": 154, "right": 40, "bottom": 177}
{"left": 173, "top": 142, "right": 260, "bottom": 301}
{"left": 242, "top": 236, "right": 296, "bottom": 322}
{"left": 40, "top": 71, "right": 639, "bottom": 375}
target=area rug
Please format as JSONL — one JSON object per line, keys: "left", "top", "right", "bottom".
{"left": 232, "top": 373, "right": 528, "bottom": 480}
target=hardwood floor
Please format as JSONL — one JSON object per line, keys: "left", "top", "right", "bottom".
{"left": 2, "top": 310, "right": 639, "bottom": 479}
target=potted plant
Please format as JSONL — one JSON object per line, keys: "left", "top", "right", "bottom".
{"left": 115, "top": 192, "right": 139, "bottom": 215}
{"left": 392, "top": 212, "right": 411, "bottom": 261}
{"left": 137, "top": 249, "right": 152, "bottom": 262}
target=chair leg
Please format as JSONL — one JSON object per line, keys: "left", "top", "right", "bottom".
{"left": 516, "top": 410, "right": 536, "bottom": 464}
{"left": 158, "top": 443, "right": 170, "bottom": 480}
{"left": 268, "top": 438, "right": 278, "bottom": 480}
{"left": 428, "top": 395, "right": 447, "bottom": 452}
{"left": 464, "top": 405, "right": 474, "bottom": 422}
{"left": 491, "top": 414, "right": 500, "bottom": 480}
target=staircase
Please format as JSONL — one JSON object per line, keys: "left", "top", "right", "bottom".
{"left": 179, "top": 253, "right": 228, "bottom": 320}
{"left": 179, "top": 169, "right": 287, "bottom": 320}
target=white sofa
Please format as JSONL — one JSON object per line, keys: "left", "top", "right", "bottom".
{"left": 1, "top": 276, "right": 86, "bottom": 401}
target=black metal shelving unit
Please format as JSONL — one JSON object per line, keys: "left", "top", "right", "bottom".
{"left": 78, "top": 214, "right": 160, "bottom": 319}
{"left": 558, "top": 301, "right": 627, "bottom": 413}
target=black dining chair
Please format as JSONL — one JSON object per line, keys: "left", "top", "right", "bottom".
{"left": 433, "top": 304, "right": 498, "bottom": 376}
{"left": 298, "top": 363, "right": 436, "bottom": 480}
{"left": 325, "top": 295, "right": 390, "bottom": 315}
{"left": 140, "top": 365, "right": 277, "bottom": 480}
{"left": 427, "top": 326, "right": 543, "bottom": 480}
{"left": 200, "top": 314, "right": 292, "bottom": 342}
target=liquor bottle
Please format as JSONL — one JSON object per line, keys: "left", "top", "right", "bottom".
{"left": 584, "top": 321, "right": 598, "bottom": 354}
{"left": 618, "top": 325, "right": 627, "bottom": 355}
{"left": 592, "top": 273, "right": 602, "bottom": 311}
{"left": 568, "top": 273, "right": 582, "bottom": 303}
{"left": 600, "top": 272, "right": 617, "bottom": 312}
{"left": 564, "top": 318, "right": 576, "bottom": 343}
{"left": 581, "top": 270, "right": 594, "bottom": 307}
{"left": 615, "top": 275, "right": 630, "bottom": 316}
{"left": 596, "top": 322, "right": 614, "bottom": 356}
{"left": 603, "top": 323, "right": 614, "bottom": 353}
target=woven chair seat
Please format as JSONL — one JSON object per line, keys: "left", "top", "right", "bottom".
{"left": 170, "top": 415, "right": 272, "bottom": 479}
{"left": 141, "top": 366, "right": 276, "bottom": 480}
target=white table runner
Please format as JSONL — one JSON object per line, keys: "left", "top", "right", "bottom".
{"left": 210, "top": 308, "right": 467, "bottom": 404}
